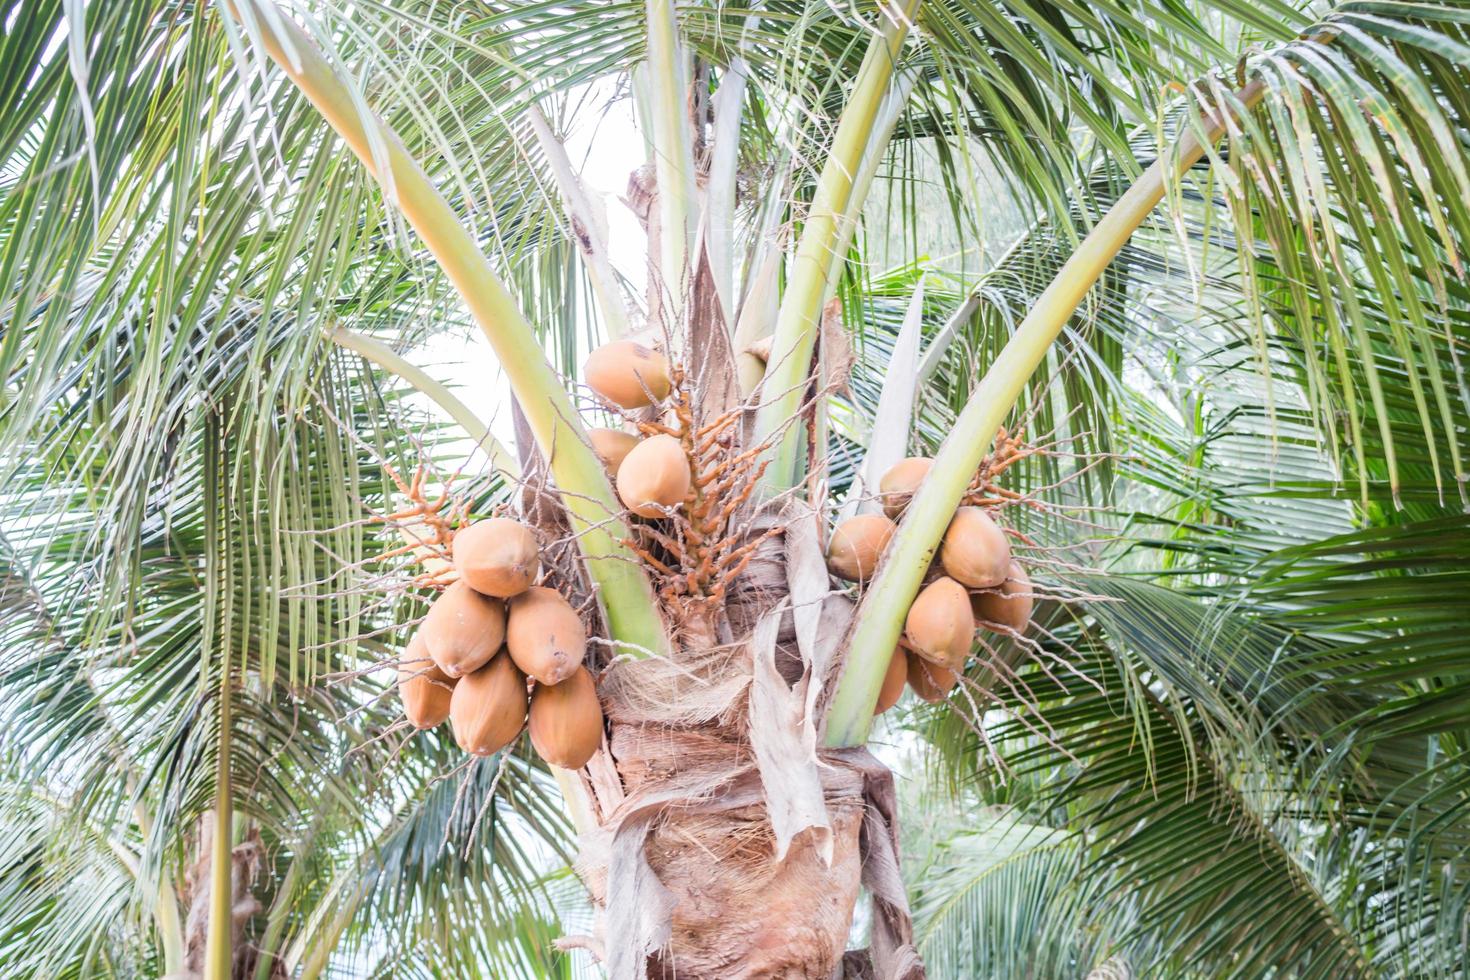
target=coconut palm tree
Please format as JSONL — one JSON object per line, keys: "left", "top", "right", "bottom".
{"left": 1, "top": 0, "right": 1468, "bottom": 976}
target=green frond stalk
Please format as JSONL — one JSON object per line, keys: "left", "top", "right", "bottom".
{"left": 133, "top": 800, "right": 185, "bottom": 975}
{"left": 156, "top": 882, "right": 185, "bottom": 978}
{"left": 733, "top": 249, "right": 782, "bottom": 397}
{"left": 829, "top": 67, "right": 920, "bottom": 283}
{"left": 706, "top": 56, "right": 750, "bottom": 320}
{"left": 824, "top": 80, "right": 1269, "bottom": 748}
{"left": 753, "top": 0, "right": 921, "bottom": 492}
{"left": 643, "top": 0, "right": 697, "bottom": 314}
{"left": 230, "top": 0, "right": 669, "bottom": 659}
{"left": 329, "top": 326, "right": 519, "bottom": 480}
{"left": 203, "top": 671, "right": 234, "bottom": 980}
{"left": 251, "top": 846, "right": 298, "bottom": 980}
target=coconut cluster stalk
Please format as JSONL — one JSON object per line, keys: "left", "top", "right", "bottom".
{"left": 823, "top": 79, "right": 1269, "bottom": 748}
{"left": 751, "top": 0, "right": 922, "bottom": 492}
{"left": 225, "top": 0, "right": 668, "bottom": 663}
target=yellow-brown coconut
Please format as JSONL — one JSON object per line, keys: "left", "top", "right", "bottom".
{"left": 584, "top": 339, "right": 671, "bottom": 408}
{"left": 453, "top": 518, "right": 540, "bottom": 598}
{"left": 398, "top": 635, "right": 454, "bottom": 729}
{"left": 906, "top": 652, "right": 958, "bottom": 703}
{"left": 588, "top": 427, "right": 639, "bottom": 473}
{"left": 939, "top": 506, "right": 1011, "bottom": 589}
{"left": 421, "top": 581, "right": 506, "bottom": 678}
{"left": 826, "top": 513, "right": 896, "bottom": 582}
{"left": 875, "top": 645, "right": 908, "bottom": 714}
{"left": 904, "top": 576, "right": 974, "bottom": 668}
{"left": 878, "top": 456, "right": 932, "bottom": 519}
{"left": 506, "top": 586, "right": 587, "bottom": 685}
{"left": 971, "top": 560, "right": 1034, "bottom": 634}
{"left": 528, "top": 666, "right": 604, "bottom": 769}
{"left": 616, "top": 434, "right": 690, "bottom": 518}
{"left": 449, "top": 650, "right": 528, "bottom": 756}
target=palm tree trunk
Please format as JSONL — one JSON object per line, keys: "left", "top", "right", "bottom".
{"left": 181, "top": 812, "right": 269, "bottom": 980}
{"left": 586, "top": 728, "right": 871, "bottom": 978}
{"left": 569, "top": 527, "right": 922, "bottom": 978}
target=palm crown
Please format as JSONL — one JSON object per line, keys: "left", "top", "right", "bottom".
{"left": 1, "top": 0, "right": 1468, "bottom": 977}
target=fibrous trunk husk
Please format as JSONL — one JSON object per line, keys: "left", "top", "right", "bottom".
{"left": 565, "top": 505, "right": 924, "bottom": 979}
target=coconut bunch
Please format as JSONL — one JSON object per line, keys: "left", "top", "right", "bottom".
{"left": 582, "top": 338, "right": 688, "bottom": 519}
{"left": 395, "top": 516, "right": 604, "bottom": 769}
{"left": 390, "top": 330, "right": 775, "bottom": 771}
{"left": 826, "top": 454, "right": 1036, "bottom": 709}
{"left": 580, "top": 336, "right": 784, "bottom": 631}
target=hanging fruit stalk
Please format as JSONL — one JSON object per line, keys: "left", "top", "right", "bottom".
{"left": 824, "top": 80, "right": 1268, "bottom": 748}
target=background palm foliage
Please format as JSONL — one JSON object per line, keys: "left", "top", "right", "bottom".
{"left": 0, "top": 0, "right": 1467, "bottom": 976}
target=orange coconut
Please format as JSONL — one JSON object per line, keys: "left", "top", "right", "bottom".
{"left": 745, "top": 335, "right": 774, "bottom": 362}
{"left": 453, "top": 518, "right": 540, "bottom": 598}
{"left": 588, "top": 427, "right": 640, "bottom": 473}
{"left": 906, "top": 652, "right": 958, "bottom": 703}
{"left": 449, "top": 651, "right": 528, "bottom": 756}
{"left": 874, "top": 645, "right": 908, "bottom": 714}
{"left": 616, "top": 434, "right": 690, "bottom": 518}
{"left": 878, "top": 457, "right": 933, "bottom": 519}
{"left": 939, "top": 506, "right": 1011, "bottom": 589}
{"left": 584, "top": 339, "right": 672, "bottom": 408}
{"left": 505, "top": 586, "right": 587, "bottom": 685}
{"left": 826, "top": 513, "right": 897, "bottom": 582}
{"left": 528, "top": 667, "right": 605, "bottom": 769}
{"left": 905, "top": 576, "right": 975, "bottom": 668}
{"left": 421, "top": 581, "right": 506, "bottom": 678}
{"left": 971, "top": 560, "right": 1034, "bottom": 634}
{"left": 398, "top": 634, "right": 454, "bottom": 729}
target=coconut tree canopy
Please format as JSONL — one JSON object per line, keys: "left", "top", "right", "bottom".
{"left": 1, "top": 0, "right": 1468, "bottom": 976}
